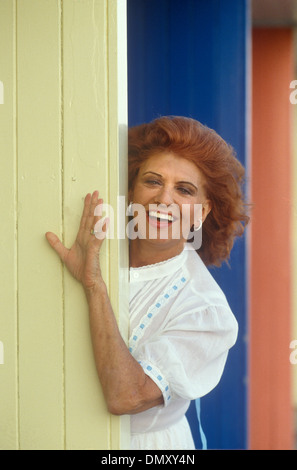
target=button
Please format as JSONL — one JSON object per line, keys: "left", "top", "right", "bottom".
{"left": 133, "top": 272, "right": 139, "bottom": 279}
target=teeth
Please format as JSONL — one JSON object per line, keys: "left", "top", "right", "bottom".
{"left": 149, "top": 211, "right": 173, "bottom": 221}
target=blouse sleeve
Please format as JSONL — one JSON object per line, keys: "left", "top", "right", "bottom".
{"left": 133, "top": 304, "right": 238, "bottom": 407}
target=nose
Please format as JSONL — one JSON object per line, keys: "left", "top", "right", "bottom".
{"left": 154, "top": 185, "right": 175, "bottom": 206}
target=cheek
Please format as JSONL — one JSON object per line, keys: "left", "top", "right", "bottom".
{"left": 179, "top": 206, "right": 193, "bottom": 231}
{"left": 180, "top": 201, "right": 202, "bottom": 224}
{"left": 132, "top": 184, "right": 158, "bottom": 204}
{"left": 130, "top": 183, "right": 143, "bottom": 203}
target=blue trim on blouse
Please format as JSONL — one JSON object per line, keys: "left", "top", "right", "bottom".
{"left": 129, "top": 276, "right": 187, "bottom": 354}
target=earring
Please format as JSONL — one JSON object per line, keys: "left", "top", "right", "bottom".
{"left": 194, "top": 219, "right": 202, "bottom": 231}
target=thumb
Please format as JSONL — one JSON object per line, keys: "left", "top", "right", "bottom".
{"left": 45, "top": 232, "right": 68, "bottom": 262}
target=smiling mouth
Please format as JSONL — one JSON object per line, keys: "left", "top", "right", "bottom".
{"left": 146, "top": 210, "right": 177, "bottom": 228}
{"left": 148, "top": 210, "right": 174, "bottom": 222}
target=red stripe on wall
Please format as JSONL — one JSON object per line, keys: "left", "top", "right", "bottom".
{"left": 249, "top": 28, "right": 294, "bottom": 450}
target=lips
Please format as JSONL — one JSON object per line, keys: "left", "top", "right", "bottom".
{"left": 146, "top": 209, "right": 178, "bottom": 228}
{"left": 148, "top": 210, "right": 174, "bottom": 222}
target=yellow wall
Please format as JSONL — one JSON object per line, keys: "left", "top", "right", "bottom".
{"left": 0, "top": 0, "right": 129, "bottom": 450}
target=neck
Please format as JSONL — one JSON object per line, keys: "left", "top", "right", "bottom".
{"left": 129, "top": 239, "right": 185, "bottom": 268}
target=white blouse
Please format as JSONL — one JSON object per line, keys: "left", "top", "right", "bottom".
{"left": 129, "top": 245, "right": 238, "bottom": 450}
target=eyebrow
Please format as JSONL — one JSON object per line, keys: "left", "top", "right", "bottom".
{"left": 142, "top": 171, "right": 198, "bottom": 190}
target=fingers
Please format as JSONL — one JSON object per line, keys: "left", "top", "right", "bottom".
{"left": 48, "top": 191, "right": 108, "bottom": 255}
{"left": 86, "top": 191, "right": 101, "bottom": 232}
{"left": 85, "top": 191, "right": 98, "bottom": 232}
{"left": 79, "top": 191, "right": 103, "bottom": 233}
{"left": 45, "top": 232, "right": 68, "bottom": 262}
{"left": 79, "top": 193, "right": 92, "bottom": 231}
{"left": 93, "top": 217, "right": 110, "bottom": 240}
{"left": 94, "top": 203, "right": 103, "bottom": 217}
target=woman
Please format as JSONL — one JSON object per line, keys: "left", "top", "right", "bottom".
{"left": 45, "top": 116, "right": 249, "bottom": 450}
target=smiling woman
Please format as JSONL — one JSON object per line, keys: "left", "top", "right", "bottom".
{"left": 128, "top": 116, "right": 249, "bottom": 266}
{"left": 128, "top": 152, "right": 210, "bottom": 265}
{"left": 46, "top": 115, "right": 249, "bottom": 450}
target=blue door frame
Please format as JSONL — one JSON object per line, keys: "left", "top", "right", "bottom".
{"left": 127, "top": 0, "right": 250, "bottom": 449}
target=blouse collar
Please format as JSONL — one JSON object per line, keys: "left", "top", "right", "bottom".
{"left": 129, "top": 246, "right": 191, "bottom": 282}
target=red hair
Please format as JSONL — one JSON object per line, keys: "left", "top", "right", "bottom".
{"left": 128, "top": 116, "right": 250, "bottom": 266}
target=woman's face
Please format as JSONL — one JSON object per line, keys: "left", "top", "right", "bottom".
{"left": 129, "top": 152, "right": 211, "bottom": 250}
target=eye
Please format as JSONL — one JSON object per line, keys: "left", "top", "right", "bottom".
{"left": 177, "top": 186, "right": 192, "bottom": 196}
{"left": 145, "top": 179, "right": 161, "bottom": 186}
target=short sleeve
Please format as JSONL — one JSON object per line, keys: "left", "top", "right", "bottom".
{"left": 133, "top": 304, "right": 238, "bottom": 407}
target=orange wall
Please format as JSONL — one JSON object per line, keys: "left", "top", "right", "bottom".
{"left": 250, "top": 28, "right": 294, "bottom": 450}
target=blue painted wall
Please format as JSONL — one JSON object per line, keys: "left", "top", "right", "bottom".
{"left": 127, "top": 0, "right": 250, "bottom": 449}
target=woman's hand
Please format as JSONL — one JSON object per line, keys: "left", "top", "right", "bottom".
{"left": 45, "top": 190, "right": 109, "bottom": 293}
{"left": 46, "top": 190, "right": 163, "bottom": 415}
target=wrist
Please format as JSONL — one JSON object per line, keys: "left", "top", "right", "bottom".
{"left": 84, "top": 279, "right": 107, "bottom": 301}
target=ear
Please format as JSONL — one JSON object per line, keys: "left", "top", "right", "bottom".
{"left": 202, "top": 200, "right": 212, "bottom": 222}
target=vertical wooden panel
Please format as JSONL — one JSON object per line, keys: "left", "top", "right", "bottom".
{"left": 62, "top": 0, "right": 110, "bottom": 449}
{"left": 250, "top": 28, "right": 294, "bottom": 450}
{"left": 0, "top": 0, "right": 18, "bottom": 450}
{"left": 63, "top": 0, "right": 129, "bottom": 449}
{"left": 0, "top": 0, "right": 128, "bottom": 450}
{"left": 17, "top": 0, "right": 64, "bottom": 449}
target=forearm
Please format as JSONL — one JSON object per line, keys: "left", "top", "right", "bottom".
{"left": 85, "top": 281, "right": 163, "bottom": 415}
{"left": 46, "top": 191, "right": 163, "bottom": 413}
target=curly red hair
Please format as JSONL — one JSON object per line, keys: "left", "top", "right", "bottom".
{"left": 128, "top": 116, "right": 249, "bottom": 266}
